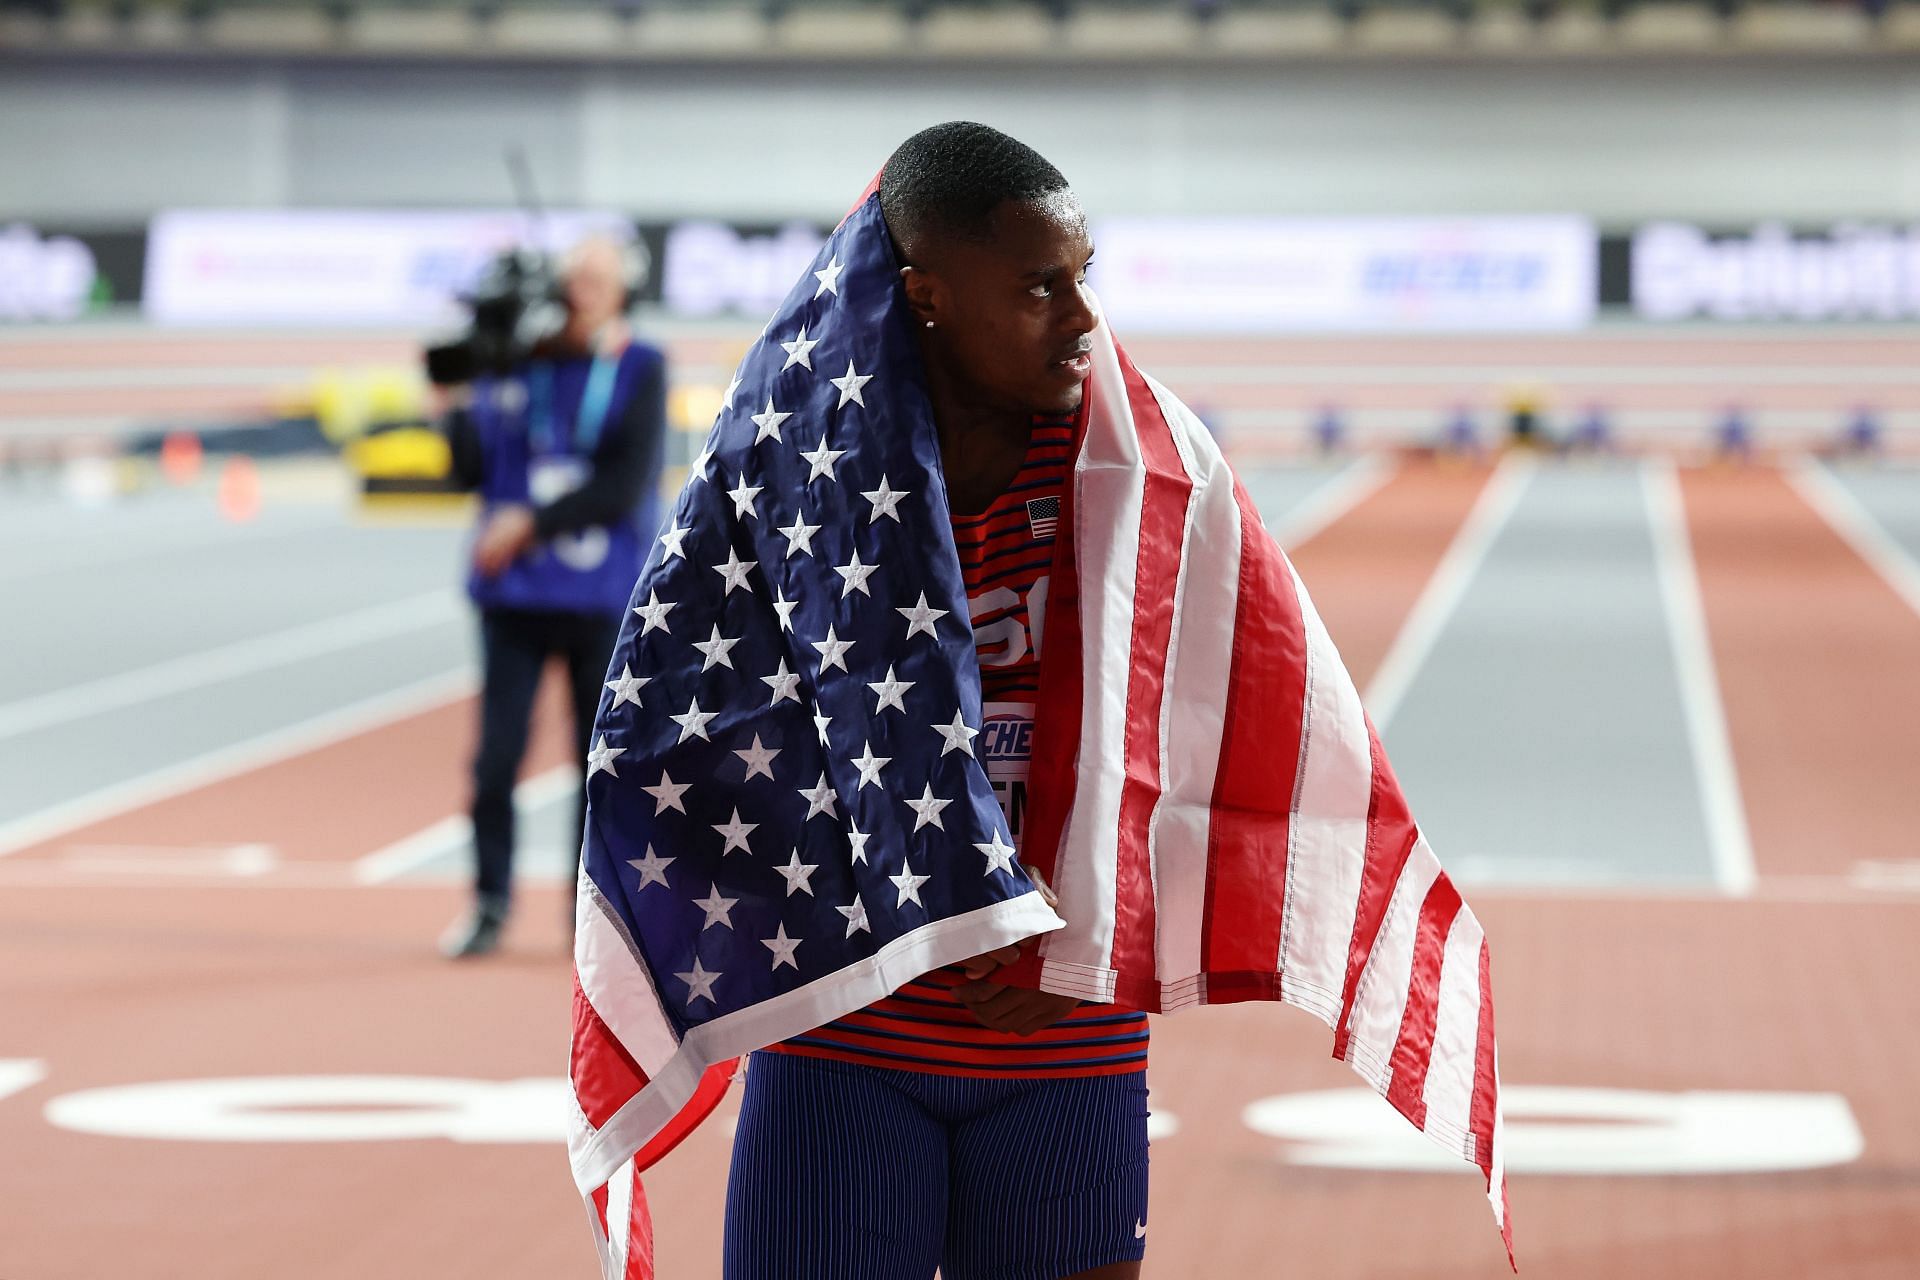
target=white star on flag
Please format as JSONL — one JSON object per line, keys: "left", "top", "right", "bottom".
{"left": 812, "top": 255, "right": 843, "bottom": 298}
{"left": 897, "top": 592, "right": 947, "bottom": 640}
{"left": 633, "top": 591, "right": 675, "bottom": 637}
{"left": 830, "top": 360, "right": 872, "bottom": 409}
{"left": 751, "top": 397, "right": 792, "bottom": 445}
{"left": 670, "top": 697, "right": 717, "bottom": 743}
{"left": 586, "top": 735, "right": 625, "bottom": 779}
{"left": 691, "top": 443, "right": 714, "bottom": 480}
{"left": 931, "top": 710, "right": 979, "bottom": 757}
{"left": 847, "top": 824, "right": 870, "bottom": 865}
{"left": 812, "top": 711, "right": 834, "bottom": 748}
{"left": 798, "top": 773, "right": 838, "bottom": 820}
{"left": 692, "top": 887, "right": 737, "bottom": 931}
{"left": 835, "top": 549, "right": 878, "bottom": 598}
{"left": 836, "top": 897, "right": 870, "bottom": 937}
{"left": 776, "top": 514, "right": 821, "bottom": 558}
{"left": 861, "top": 475, "right": 909, "bottom": 523}
{"left": 975, "top": 831, "right": 1017, "bottom": 877}
{"left": 642, "top": 769, "right": 690, "bottom": 815}
{"left": 763, "top": 923, "right": 802, "bottom": 970}
{"left": 904, "top": 783, "right": 952, "bottom": 832}
{"left": 712, "top": 808, "right": 758, "bottom": 856}
{"left": 733, "top": 734, "right": 780, "bottom": 781}
{"left": 722, "top": 373, "right": 742, "bottom": 409}
{"left": 762, "top": 659, "right": 803, "bottom": 705}
{"left": 866, "top": 665, "right": 913, "bottom": 714}
{"left": 728, "top": 474, "right": 764, "bottom": 520}
{"left": 712, "top": 549, "right": 756, "bottom": 595}
{"left": 676, "top": 958, "right": 721, "bottom": 1004}
{"left": 800, "top": 438, "right": 846, "bottom": 483}
{"left": 774, "top": 850, "right": 820, "bottom": 897}
{"left": 657, "top": 521, "right": 691, "bottom": 561}
{"left": 627, "top": 845, "right": 674, "bottom": 890}
{"left": 603, "top": 664, "right": 648, "bottom": 710}
{"left": 780, "top": 325, "right": 819, "bottom": 371}
{"left": 813, "top": 625, "right": 854, "bottom": 672}
{"left": 692, "top": 625, "right": 741, "bottom": 672}
{"left": 772, "top": 588, "right": 799, "bottom": 632}
{"left": 850, "top": 740, "right": 890, "bottom": 790}
{"left": 890, "top": 862, "right": 931, "bottom": 908}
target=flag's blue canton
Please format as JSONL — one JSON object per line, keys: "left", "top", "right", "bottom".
{"left": 581, "top": 195, "right": 1034, "bottom": 1035}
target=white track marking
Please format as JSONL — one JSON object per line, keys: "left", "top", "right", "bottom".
{"left": 1267, "top": 455, "right": 1395, "bottom": 551}
{"left": 0, "top": 512, "right": 339, "bottom": 584}
{"left": 0, "top": 1060, "right": 48, "bottom": 1103}
{"left": 1787, "top": 459, "right": 1920, "bottom": 622}
{"left": 1363, "top": 453, "right": 1534, "bottom": 730}
{"left": 1642, "top": 460, "right": 1757, "bottom": 897}
{"left": 0, "top": 668, "right": 474, "bottom": 859}
{"left": 58, "top": 843, "right": 279, "bottom": 877}
{"left": 352, "top": 765, "right": 582, "bottom": 885}
{"left": 0, "top": 590, "right": 462, "bottom": 743}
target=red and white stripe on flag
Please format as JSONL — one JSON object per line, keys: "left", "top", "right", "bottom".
{"left": 584, "top": 1155, "right": 652, "bottom": 1280}
{"left": 1011, "top": 318, "right": 1513, "bottom": 1263}
{"left": 570, "top": 879, "right": 740, "bottom": 1280}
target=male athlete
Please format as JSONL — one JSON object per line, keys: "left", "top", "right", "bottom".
{"left": 721, "top": 123, "right": 1148, "bottom": 1280}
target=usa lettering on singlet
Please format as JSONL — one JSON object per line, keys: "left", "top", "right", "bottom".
{"left": 766, "top": 415, "right": 1151, "bottom": 1078}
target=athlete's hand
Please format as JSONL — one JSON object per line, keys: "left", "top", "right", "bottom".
{"left": 952, "top": 982, "right": 1082, "bottom": 1036}
{"left": 951, "top": 866, "right": 1077, "bottom": 1032}
{"left": 957, "top": 943, "right": 1024, "bottom": 981}
{"left": 473, "top": 504, "right": 537, "bottom": 577}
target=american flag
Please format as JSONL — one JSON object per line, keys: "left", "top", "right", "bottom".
{"left": 1024, "top": 493, "right": 1061, "bottom": 539}
{"left": 568, "top": 191, "right": 1509, "bottom": 1279}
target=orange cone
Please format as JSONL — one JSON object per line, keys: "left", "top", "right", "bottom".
{"left": 159, "top": 431, "right": 204, "bottom": 485}
{"left": 217, "top": 455, "right": 261, "bottom": 523}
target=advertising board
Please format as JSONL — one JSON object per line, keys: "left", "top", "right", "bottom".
{"left": 1087, "top": 216, "right": 1598, "bottom": 332}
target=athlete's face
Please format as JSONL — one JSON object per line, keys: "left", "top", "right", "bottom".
{"left": 902, "top": 191, "right": 1098, "bottom": 416}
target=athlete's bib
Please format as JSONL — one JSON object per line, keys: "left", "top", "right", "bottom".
{"left": 979, "top": 701, "right": 1034, "bottom": 854}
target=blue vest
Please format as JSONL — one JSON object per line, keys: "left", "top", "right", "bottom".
{"left": 466, "top": 344, "right": 664, "bottom": 617}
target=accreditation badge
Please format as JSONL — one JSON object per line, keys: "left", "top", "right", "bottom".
{"left": 527, "top": 455, "right": 611, "bottom": 571}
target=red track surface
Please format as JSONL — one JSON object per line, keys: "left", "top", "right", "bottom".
{"left": 5, "top": 461, "right": 1918, "bottom": 1279}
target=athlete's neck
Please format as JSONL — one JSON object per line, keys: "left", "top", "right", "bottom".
{"left": 922, "top": 347, "right": 1033, "bottom": 518}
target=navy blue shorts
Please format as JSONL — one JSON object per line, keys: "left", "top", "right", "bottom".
{"left": 723, "top": 1051, "right": 1150, "bottom": 1280}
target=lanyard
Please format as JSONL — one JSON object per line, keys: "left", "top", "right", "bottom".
{"left": 526, "top": 351, "right": 621, "bottom": 456}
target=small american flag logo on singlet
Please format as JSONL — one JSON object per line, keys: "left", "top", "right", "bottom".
{"left": 1025, "top": 495, "right": 1060, "bottom": 539}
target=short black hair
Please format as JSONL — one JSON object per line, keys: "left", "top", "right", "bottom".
{"left": 880, "top": 122, "right": 1070, "bottom": 260}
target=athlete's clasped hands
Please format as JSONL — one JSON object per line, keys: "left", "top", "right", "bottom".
{"left": 953, "top": 867, "right": 1083, "bottom": 1035}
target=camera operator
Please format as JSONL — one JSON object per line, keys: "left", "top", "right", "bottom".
{"left": 437, "top": 235, "right": 667, "bottom": 959}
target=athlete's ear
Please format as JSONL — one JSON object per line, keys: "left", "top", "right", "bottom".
{"left": 900, "top": 264, "right": 943, "bottom": 329}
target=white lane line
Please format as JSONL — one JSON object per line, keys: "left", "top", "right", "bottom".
{"left": 0, "top": 513, "right": 341, "bottom": 584}
{"left": 1642, "top": 459, "right": 1757, "bottom": 898}
{"left": 59, "top": 842, "right": 279, "bottom": 877}
{"left": 1363, "top": 453, "right": 1534, "bottom": 730}
{"left": 1269, "top": 455, "right": 1396, "bottom": 551}
{"left": 0, "top": 589, "right": 463, "bottom": 743}
{"left": 0, "top": 862, "right": 360, "bottom": 889}
{"left": 351, "top": 765, "right": 582, "bottom": 885}
{"left": 1787, "top": 459, "right": 1920, "bottom": 622}
{"left": 0, "top": 668, "right": 474, "bottom": 859}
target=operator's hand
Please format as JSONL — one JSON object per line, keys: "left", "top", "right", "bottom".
{"left": 473, "top": 504, "right": 538, "bottom": 578}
